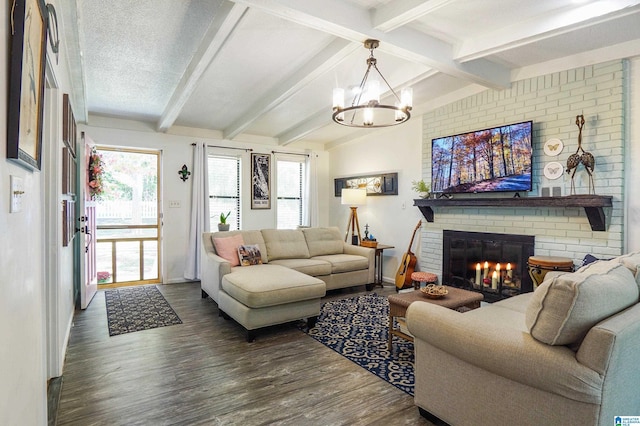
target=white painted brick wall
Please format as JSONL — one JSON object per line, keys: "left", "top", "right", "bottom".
{"left": 420, "top": 60, "right": 626, "bottom": 277}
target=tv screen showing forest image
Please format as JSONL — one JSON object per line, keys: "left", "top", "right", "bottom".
{"left": 431, "top": 121, "right": 533, "bottom": 194}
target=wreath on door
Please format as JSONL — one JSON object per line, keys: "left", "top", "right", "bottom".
{"left": 88, "top": 148, "right": 105, "bottom": 199}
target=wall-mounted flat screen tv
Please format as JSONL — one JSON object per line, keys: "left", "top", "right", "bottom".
{"left": 431, "top": 120, "right": 533, "bottom": 194}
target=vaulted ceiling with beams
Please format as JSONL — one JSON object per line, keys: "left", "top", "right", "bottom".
{"left": 59, "top": 0, "right": 640, "bottom": 147}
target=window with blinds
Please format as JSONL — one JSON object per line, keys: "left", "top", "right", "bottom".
{"left": 208, "top": 155, "right": 240, "bottom": 230}
{"left": 276, "top": 158, "right": 305, "bottom": 229}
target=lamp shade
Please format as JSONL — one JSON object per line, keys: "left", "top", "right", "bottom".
{"left": 341, "top": 188, "right": 367, "bottom": 206}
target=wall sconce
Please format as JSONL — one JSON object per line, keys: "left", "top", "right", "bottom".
{"left": 178, "top": 164, "right": 191, "bottom": 181}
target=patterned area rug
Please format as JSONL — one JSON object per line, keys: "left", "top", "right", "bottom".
{"left": 105, "top": 286, "right": 182, "bottom": 336}
{"left": 306, "top": 293, "right": 414, "bottom": 396}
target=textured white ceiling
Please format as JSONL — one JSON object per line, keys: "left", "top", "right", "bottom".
{"left": 61, "top": 0, "right": 640, "bottom": 147}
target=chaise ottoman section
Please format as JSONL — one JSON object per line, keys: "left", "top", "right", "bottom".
{"left": 219, "top": 264, "right": 326, "bottom": 341}
{"left": 222, "top": 264, "right": 326, "bottom": 308}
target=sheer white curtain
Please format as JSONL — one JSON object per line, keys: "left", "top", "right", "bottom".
{"left": 184, "top": 143, "right": 210, "bottom": 280}
{"left": 303, "top": 151, "right": 319, "bottom": 227}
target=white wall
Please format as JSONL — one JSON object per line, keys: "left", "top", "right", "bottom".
{"left": 328, "top": 118, "right": 424, "bottom": 283}
{"left": 81, "top": 119, "right": 331, "bottom": 283}
{"left": 0, "top": 6, "right": 47, "bottom": 424}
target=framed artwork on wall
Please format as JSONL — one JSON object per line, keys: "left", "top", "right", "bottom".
{"left": 62, "top": 93, "right": 77, "bottom": 157}
{"left": 334, "top": 172, "right": 398, "bottom": 196}
{"left": 251, "top": 153, "right": 271, "bottom": 209}
{"left": 7, "top": 0, "right": 47, "bottom": 171}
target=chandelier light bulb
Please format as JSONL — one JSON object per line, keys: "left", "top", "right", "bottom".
{"left": 364, "top": 80, "right": 380, "bottom": 105}
{"left": 363, "top": 108, "right": 374, "bottom": 126}
{"left": 332, "top": 88, "right": 345, "bottom": 121}
{"left": 401, "top": 87, "right": 413, "bottom": 109}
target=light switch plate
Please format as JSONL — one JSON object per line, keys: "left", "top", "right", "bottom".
{"left": 169, "top": 200, "right": 180, "bottom": 208}
{"left": 10, "top": 175, "right": 24, "bottom": 213}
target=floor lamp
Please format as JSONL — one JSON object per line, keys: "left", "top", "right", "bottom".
{"left": 341, "top": 188, "right": 367, "bottom": 245}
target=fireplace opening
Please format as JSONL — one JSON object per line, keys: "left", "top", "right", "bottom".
{"left": 443, "top": 230, "right": 534, "bottom": 302}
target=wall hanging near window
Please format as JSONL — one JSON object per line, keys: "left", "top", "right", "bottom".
{"left": 251, "top": 153, "right": 271, "bottom": 209}
{"left": 7, "top": 0, "right": 47, "bottom": 171}
{"left": 178, "top": 164, "right": 190, "bottom": 181}
{"left": 334, "top": 172, "right": 398, "bottom": 197}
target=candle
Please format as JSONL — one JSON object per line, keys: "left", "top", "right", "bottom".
{"left": 483, "top": 261, "right": 489, "bottom": 279}
{"left": 507, "top": 263, "right": 513, "bottom": 278}
{"left": 492, "top": 271, "right": 498, "bottom": 289}
{"left": 475, "top": 263, "right": 481, "bottom": 285}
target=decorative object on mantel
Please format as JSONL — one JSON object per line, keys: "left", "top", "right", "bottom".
{"left": 178, "top": 164, "right": 191, "bottom": 181}
{"left": 566, "top": 114, "right": 595, "bottom": 195}
{"left": 543, "top": 162, "right": 564, "bottom": 180}
{"left": 218, "top": 211, "right": 231, "bottom": 231}
{"left": 543, "top": 138, "right": 563, "bottom": 156}
{"left": 332, "top": 39, "right": 412, "bottom": 128}
{"left": 411, "top": 179, "right": 431, "bottom": 199}
{"left": 334, "top": 172, "right": 398, "bottom": 196}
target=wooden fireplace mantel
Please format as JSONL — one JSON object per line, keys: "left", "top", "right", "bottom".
{"left": 413, "top": 195, "right": 613, "bottom": 231}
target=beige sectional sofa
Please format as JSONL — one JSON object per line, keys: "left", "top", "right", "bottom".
{"left": 407, "top": 252, "right": 640, "bottom": 426}
{"left": 201, "top": 227, "right": 375, "bottom": 341}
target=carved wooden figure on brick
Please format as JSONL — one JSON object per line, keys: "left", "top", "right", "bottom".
{"left": 566, "top": 114, "right": 595, "bottom": 194}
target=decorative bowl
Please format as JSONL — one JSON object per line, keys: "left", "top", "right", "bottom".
{"left": 420, "top": 284, "right": 448, "bottom": 299}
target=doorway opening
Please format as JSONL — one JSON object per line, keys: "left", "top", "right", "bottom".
{"left": 94, "top": 147, "right": 162, "bottom": 287}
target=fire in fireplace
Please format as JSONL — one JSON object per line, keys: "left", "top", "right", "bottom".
{"left": 442, "top": 230, "right": 534, "bottom": 302}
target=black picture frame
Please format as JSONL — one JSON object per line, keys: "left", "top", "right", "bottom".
{"left": 334, "top": 172, "right": 398, "bottom": 196}
{"left": 7, "top": 0, "right": 47, "bottom": 171}
{"left": 251, "top": 153, "right": 271, "bottom": 209}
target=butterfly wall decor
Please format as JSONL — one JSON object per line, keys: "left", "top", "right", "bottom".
{"left": 544, "top": 138, "right": 564, "bottom": 156}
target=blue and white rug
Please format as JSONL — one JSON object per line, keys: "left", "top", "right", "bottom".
{"left": 306, "top": 293, "right": 415, "bottom": 396}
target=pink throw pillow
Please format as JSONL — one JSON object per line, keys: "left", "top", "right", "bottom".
{"left": 212, "top": 234, "right": 245, "bottom": 267}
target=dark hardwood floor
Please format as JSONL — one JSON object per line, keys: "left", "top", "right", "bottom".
{"left": 56, "top": 282, "right": 433, "bottom": 425}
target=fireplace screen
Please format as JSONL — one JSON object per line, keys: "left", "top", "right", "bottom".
{"left": 443, "top": 230, "right": 534, "bottom": 301}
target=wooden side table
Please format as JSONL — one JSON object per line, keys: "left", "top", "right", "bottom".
{"left": 372, "top": 244, "right": 394, "bottom": 288}
{"left": 388, "top": 287, "right": 483, "bottom": 352}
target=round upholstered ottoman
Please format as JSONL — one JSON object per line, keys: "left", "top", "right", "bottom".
{"left": 410, "top": 271, "right": 438, "bottom": 290}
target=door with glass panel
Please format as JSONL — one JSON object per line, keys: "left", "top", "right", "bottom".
{"left": 94, "top": 148, "right": 161, "bottom": 287}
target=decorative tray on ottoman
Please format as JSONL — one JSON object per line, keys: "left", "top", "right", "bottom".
{"left": 420, "top": 284, "right": 449, "bottom": 299}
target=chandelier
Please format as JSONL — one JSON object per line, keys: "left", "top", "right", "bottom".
{"left": 332, "top": 39, "right": 412, "bottom": 128}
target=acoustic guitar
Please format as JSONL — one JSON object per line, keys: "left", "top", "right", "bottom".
{"left": 395, "top": 220, "right": 422, "bottom": 290}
